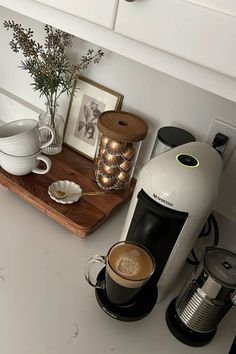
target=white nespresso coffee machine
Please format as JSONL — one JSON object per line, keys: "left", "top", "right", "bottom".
{"left": 120, "top": 142, "right": 222, "bottom": 303}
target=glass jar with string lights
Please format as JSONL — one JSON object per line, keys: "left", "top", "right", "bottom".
{"left": 94, "top": 110, "right": 148, "bottom": 191}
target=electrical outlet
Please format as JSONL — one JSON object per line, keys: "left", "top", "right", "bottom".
{"left": 207, "top": 118, "right": 236, "bottom": 168}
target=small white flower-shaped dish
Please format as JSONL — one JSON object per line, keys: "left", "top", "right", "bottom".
{"left": 48, "top": 180, "right": 82, "bottom": 204}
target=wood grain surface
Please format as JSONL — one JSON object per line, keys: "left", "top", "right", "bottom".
{"left": 0, "top": 145, "right": 135, "bottom": 237}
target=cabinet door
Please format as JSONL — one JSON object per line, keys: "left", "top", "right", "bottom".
{"left": 182, "top": 0, "right": 236, "bottom": 16}
{"left": 33, "top": 0, "right": 118, "bottom": 29}
{"left": 115, "top": 0, "right": 236, "bottom": 78}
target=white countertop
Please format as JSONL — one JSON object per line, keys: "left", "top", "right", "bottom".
{"left": 0, "top": 184, "right": 235, "bottom": 354}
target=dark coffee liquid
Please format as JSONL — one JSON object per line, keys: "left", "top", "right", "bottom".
{"left": 105, "top": 242, "right": 155, "bottom": 305}
{"left": 105, "top": 272, "right": 140, "bottom": 305}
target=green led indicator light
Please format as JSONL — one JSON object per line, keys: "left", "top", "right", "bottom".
{"left": 176, "top": 153, "right": 200, "bottom": 168}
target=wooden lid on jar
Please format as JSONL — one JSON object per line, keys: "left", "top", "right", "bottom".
{"left": 97, "top": 111, "right": 148, "bottom": 142}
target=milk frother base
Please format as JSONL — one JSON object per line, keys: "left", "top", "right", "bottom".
{"left": 166, "top": 298, "right": 217, "bottom": 347}
{"left": 95, "top": 268, "right": 158, "bottom": 321}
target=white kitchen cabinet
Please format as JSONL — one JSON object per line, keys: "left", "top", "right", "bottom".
{"left": 182, "top": 0, "right": 236, "bottom": 16}
{"left": 33, "top": 0, "right": 119, "bottom": 29}
{"left": 115, "top": 0, "right": 236, "bottom": 79}
{"left": 1, "top": 0, "right": 236, "bottom": 102}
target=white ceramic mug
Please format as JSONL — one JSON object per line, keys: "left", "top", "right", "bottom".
{"left": 0, "top": 119, "right": 54, "bottom": 156}
{"left": 0, "top": 150, "right": 52, "bottom": 176}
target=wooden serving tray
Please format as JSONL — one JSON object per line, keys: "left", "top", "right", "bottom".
{"left": 0, "top": 146, "right": 135, "bottom": 237}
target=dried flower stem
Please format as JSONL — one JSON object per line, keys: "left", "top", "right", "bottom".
{"left": 3, "top": 20, "right": 104, "bottom": 126}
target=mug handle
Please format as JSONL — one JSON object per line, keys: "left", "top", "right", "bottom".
{"left": 85, "top": 255, "right": 106, "bottom": 289}
{"left": 38, "top": 125, "right": 55, "bottom": 149}
{"left": 32, "top": 155, "right": 52, "bottom": 175}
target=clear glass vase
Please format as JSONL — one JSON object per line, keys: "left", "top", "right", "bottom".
{"left": 38, "top": 102, "right": 65, "bottom": 155}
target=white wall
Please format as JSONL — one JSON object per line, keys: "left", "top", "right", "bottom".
{"left": 0, "top": 7, "right": 235, "bottom": 250}
{"left": 1, "top": 7, "right": 236, "bottom": 136}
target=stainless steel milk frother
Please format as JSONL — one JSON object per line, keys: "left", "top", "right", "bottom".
{"left": 166, "top": 246, "right": 236, "bottom": 347}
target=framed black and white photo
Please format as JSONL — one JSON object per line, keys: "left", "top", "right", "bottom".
{"left": 64, "top": 76, "right": 123, "bottom": 159}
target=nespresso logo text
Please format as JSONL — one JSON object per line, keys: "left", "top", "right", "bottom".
{"left": 153, "top": 194, "right": 173, "bottom": 207}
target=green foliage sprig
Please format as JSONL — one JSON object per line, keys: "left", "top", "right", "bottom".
{"left": 3, "top": 20, "right": 104, "bottom": 120}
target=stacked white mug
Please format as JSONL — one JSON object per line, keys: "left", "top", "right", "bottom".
{"left": 0, "top": 119, "right": 53, "bottom": 176}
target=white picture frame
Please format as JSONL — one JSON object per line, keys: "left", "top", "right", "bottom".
{"left": 64, "top": 76, "right": 123, "bottom": 159}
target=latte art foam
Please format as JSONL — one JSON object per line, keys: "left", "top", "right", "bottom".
{"left": 108, "top": 243, "right": 154, "bottom": 285}
{"left": 115, "top": 253, "right": 141, "bottom": 277}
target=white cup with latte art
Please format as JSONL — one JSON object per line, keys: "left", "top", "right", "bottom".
{"left": 85, "top": 241, "right": 155, "bottom": 305}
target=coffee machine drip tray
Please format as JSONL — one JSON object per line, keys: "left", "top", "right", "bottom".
{"left": 95, "top": 268, "right": 158, "bottom": 321}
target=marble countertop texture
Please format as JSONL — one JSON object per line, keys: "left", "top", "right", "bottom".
{"left": 0, "top": 184, "right": 235, "bottom": 354}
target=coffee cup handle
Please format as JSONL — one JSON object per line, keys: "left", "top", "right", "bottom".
{"left": 85, "top": 255, "right": 106, "bottom": 289}
{"left": 38, "top": 126, "right": 55, "bottom": 149}
{"left": 32, "top": 155, "right": 52, "bottom": 175}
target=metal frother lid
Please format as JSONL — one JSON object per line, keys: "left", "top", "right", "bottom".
{"left": 157, "top": 126, "right": 195, "bottom": 148}
{"left": 203, "top": 247, "right": 236, "bottom": 288}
